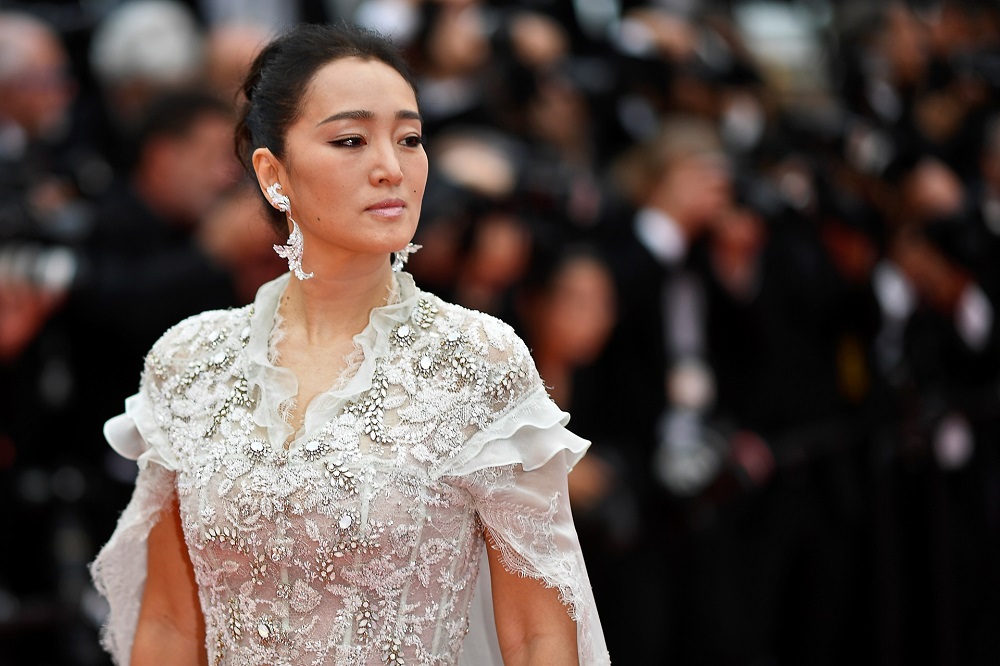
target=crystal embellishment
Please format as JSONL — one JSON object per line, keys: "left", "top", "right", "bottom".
{"left": 347, "top": 361, "right": 391, "bottom": 445}
{"left": 449, "top": 348, "right": 479, "bottom": 385}
{"left": 207, "top": 377, "right": 253, "bottom": 437}
{"left": 356, "top": 600, "right": 377, "bottom": 640}
{"left": 249, "top": 552, "right": 268, "bottom": 586}
{"left": 256, "top": 616, "right": 280, "bottom": 644}
{"left": 412, "top": 299, "right": 438, "bottom": 329}
{"left": 246, "top": 438, "right": 268, "bottom": 463}
{"left": 415, "top": 354, "right": 437, "bottom": 378}
{"left": 382, "top": 636, "right": 405, "bottom": 665}
{"left": 273, "top": 220, "right": 314, "bottom": 281}
{"left": 324, "top": 458, "right": 357, "bottom": 493}
{"left": 392, "top": 323, "right": 414, "bottom": 346}
{"left": 301, "top": 438, "right": 329, "bottom": 462}
{"left": 266, "top": 182, "right": 291, "bottom": 213}
{"left": 391, "top": 243, "right": 422, "bottom": 272}
{"left": 206, "top": 525, "right": 243, "bottom": 549}
{"left": 316, "top": 555, "right": 337, "bottom": 582}
{"left": 227, "top": 598, "right": 243, "bottom": 639}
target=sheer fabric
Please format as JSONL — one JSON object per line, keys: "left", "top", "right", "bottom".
{"left": 90, "top": 272, "right": 609, "bottom": 665}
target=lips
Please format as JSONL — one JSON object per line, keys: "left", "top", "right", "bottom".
{"left": 366, "top": 199, "right": 406, "bottom": 217}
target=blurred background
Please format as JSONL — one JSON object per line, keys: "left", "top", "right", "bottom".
{"left": 1, "top": 0, "right": 999, "bottom": 664}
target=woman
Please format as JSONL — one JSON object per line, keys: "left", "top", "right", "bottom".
{"left": 90, "top": 23, "right": 608, "bottom": 666}
{"left": 515, "top": 244, "right": 664, "bottom": 663}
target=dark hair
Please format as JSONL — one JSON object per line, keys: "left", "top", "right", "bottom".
{"left": 131, "top": 90, "right": 232, "bottom": 167}
{"left": 235, "top": 23, "right": 418, "bottom": 231}
{"left": 520, "top": 241, "right": 610, "bottom": 300}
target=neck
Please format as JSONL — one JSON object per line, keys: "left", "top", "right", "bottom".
{"left": 280, "top": 259, "right": 395, "bottom": 346}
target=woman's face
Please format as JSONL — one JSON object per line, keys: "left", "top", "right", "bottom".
{"left": 261, "top": 57, "right": 427, "bottom": 270}
{"left": 537, "top": 256, "right": 617, "bottom": 365}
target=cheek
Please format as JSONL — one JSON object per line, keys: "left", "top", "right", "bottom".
{"left": 407, "top": 157, "right": 429, "bottom": 192}
{"left": 301, "top": 169, "right": 357, "bottom": 211}
{"left": 554, "top": 287, "right": 616, "bottom": 352}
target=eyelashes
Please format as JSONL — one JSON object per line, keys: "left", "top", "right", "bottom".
{"left": 329, "top": 134, "right": 424, "bottom": 149}
{"left": 331, "top": 136, "right": 364, "bottom": 148}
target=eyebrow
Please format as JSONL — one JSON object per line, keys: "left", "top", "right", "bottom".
{"left": 316, "top": 109, "right": 423, "bottom": 126}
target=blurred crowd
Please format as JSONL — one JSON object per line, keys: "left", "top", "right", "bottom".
{"left": 1, "top": 0, "right": 999, "bottom": 664}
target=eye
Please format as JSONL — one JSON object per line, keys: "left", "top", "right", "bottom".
{"left": 400, "top": 134, "right": 424, "bottom": 148}
{"left": 331, "top": 135, "right": 365, "bottom": 148}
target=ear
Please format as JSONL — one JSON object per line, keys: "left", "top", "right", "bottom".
{"left": 251, "top": 147, "right": 285, "bottom": 203}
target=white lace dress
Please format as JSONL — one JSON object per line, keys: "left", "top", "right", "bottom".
{"left": 90, "top": 271, "right": 610, "bottom": 665}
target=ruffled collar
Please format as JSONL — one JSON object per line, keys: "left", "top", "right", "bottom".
{"left": 244, "top": 271, "right": 421, "bottom": 446}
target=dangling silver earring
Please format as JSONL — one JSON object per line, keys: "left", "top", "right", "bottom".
{"left": 268, "top": 183, "right": 313, "bottom": 281}
{"left": 267, "top": 182, "right": 290, "bottom": 213}
{"left": 391, "top": 243, "right": 422, "bottom": 272}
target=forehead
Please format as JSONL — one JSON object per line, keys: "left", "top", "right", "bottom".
{"left": 189, "top": 112, "right": 236, "bottom": 135}
{"left": 298, "top": 56, "right": 417, "bottom": 119}
{"left": 0, "top": 27, "right": 65, "bottom": 78}
{"left": 558, "top": 256, "right": 608, "bottom": 283}
{"left": 155, "top": 113, "right": 232, "bottom": 151}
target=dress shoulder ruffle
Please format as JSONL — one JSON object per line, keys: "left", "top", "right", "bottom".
{"left": 431, "top": 304, "right": 590, "bottom": 479}
{"left": 433, "top": 305, "right": 610, "bottom": 665}
{"left": 89, "top": 308, "right": 246, "bottom": 664}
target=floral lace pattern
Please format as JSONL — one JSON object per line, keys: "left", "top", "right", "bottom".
{"left": 91, "top": 272, "right": 609, "bottom": 665}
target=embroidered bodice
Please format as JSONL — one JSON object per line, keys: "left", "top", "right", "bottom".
{"left": 91, "top": 272, "right": 609, "bottom": 666}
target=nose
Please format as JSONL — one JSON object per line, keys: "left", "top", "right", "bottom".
{"left": 369, "top": 139, "right": 404, "bottom": 186}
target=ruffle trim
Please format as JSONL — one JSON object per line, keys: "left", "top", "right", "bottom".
{"left": 105, "top": 392, "right": 177, "bottom": 471}
{"left": 433, "top": 386, "right": 590, "bottom": 479}
{"left": 243, "top": 271, "right": 421, "bottom": 448}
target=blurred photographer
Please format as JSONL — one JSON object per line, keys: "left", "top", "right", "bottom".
{"left": 0, "top": 89, "right": 243, "bottom": 663}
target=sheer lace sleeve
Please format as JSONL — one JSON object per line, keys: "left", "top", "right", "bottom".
{"left": 90, "top": 459, "right": 175, "bottom": 664}
{"left": 89, "top": 334, "right": 180, "bottom": 665}
{"left": 439, "top": 322, "right": 610, "bottom": 665}
{"left": 450, "top": 431, "right": 610, "bottom": 665}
